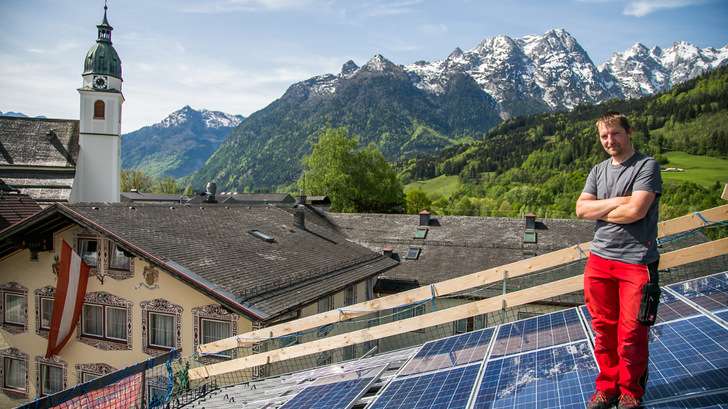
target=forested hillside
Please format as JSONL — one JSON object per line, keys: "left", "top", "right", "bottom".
{"left": 396, "top": 65, "right": 728, "bottom": 221}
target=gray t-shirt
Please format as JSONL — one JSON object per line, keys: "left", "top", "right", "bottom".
{"left": 583, "top": 152, "right": 662, "bottom": 264}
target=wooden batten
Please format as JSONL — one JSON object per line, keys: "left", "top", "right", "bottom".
{"left": 192, "top": 203, "right": 728, "bottom": 379}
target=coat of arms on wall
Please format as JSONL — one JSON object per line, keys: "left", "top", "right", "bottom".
{"left": 136, "top": 266, "right": 159, "bottom": 290}
{"left": 52, "top": 255, "right": 60, "bottom": 279}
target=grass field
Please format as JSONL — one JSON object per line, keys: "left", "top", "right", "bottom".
{"left": 404, "top": 175, "right": 459, "bottom": 197}
{"left": 660, "top": 151, "right": 728, "bottom": 188}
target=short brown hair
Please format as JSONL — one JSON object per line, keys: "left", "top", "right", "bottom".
{"left": 596, "top": 110, "right": 631, "bottom": 132}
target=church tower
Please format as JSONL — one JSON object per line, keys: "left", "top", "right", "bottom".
{"left": 71, "top": 4, "right": 123, "bottom": 202}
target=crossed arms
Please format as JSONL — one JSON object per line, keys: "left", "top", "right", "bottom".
{"left": 576, "top": 190, "right": 656, "bottom": 224}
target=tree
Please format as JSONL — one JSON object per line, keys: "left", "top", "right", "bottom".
{"left": 120, "top": 169, "right": 153, "bottom": 192}
{"left": 154, "top": 175, "right": 180, "bottom": 194}
{"left": 299, "top": 126, "right": 404, "bottom": 213}
{"left": 405, "top": 189, "right": 431, "bottom": 214}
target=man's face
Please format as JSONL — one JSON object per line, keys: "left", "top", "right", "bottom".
{"left": 598, "top": 122, "right": 632, "bottom": 160}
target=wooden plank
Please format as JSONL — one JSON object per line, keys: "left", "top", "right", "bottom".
{"left": 659, "top": 237, "right": 728, "bottom": 270}
{"left": 198, "top": 203, "right": 728, "bottom": 355}
{"left": 197, "top": 243, "right": 590, "bottom": 354}
{"left": 722, "top": 184, "right": 728, "bottom": 200}
{"left": 189, "top": 275, "right": 585, "bottom": 380}
{"left": 657, "top": 204, "right": 728, "bottom": 239}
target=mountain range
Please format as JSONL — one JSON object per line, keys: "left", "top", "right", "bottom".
{"left": 120, "top": 106, "right": 244, "bottom": 179}
{"left": 178, "top": 29, "right": 726, "bottom": 192}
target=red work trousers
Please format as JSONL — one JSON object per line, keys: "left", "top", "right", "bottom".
{"left": 584, "top": 253, "right": 652, "bottom": 399}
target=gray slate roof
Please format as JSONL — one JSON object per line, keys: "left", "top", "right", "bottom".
{"left": 0, "top": 116, "right": 79, "bottom": 203}
{"left": 0, "top": 203, "right": 397, "bottom": 321}
{"left": 325, "top": 213, "right": 596, "bottom": 285}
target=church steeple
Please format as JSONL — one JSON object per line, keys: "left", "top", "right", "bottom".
{"left": 72, "top": 3, "right": 124, "bottom": 203}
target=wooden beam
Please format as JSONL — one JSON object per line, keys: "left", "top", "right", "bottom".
{"left": 657, "top": 204, "right": 728, "bottom": 239}
{"left": 190, "top": 237, "right": 728, "bottom": 380}
{"left": 189, "top": 275, "right": 585, "bottom": 381}
{"left": 197, "top": 204, "right": 728, "bottom": 356}
{"left": 722, "top": 184, "right": 728, "bottom": 201}
{"left": 659, "top": 237, "right": 728, "bottom": 270}
{"left": 197, "top": 242, "right": 590, "bottom": 354}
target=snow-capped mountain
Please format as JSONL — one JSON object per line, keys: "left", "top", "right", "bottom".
{"left": 121, "top": 106, "right": 245, "bottom": 179}
{"left": 290, "top": 29, "right": 727, "bottom": 120}
{"left": 158, "top": 105, "right": 244, "bottom": 129}
{"left": 599, "top": 41, "right": 728, "bottom": 98}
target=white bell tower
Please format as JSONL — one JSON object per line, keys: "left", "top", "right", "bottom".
{"left": 71, "top": 4, "right": 123, "bottom": 202}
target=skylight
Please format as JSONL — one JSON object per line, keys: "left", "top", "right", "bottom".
{"left": 414, "top": 228, "right": 428, "bottom": 239}
{"left": 248, "top": 230, "right": 275, "bottom": 243}
{"left": 406, "top": 248, "right": 421, "bottom": 260}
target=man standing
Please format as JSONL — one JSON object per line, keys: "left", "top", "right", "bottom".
{"left": 576, "top": 111, "right": 662, "bottom": 409}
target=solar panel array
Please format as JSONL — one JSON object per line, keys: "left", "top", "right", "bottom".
{"left": 279, "top": 364, "right": 387, "bottom": 409}
{"left": 363, "top": 272, "right": 728, "bottom": 409}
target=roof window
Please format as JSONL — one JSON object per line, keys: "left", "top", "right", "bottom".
{"left": 405, "top": 248, "right": 421, "bottom": 260}
{"left": 248, "top": 230, "right": 275, "bottom": 243}
{"left": 414, "top": 228, "right": 428, "bottom": 239}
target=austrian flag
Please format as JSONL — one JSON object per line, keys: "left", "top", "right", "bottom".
{"left": 45, "top": 240, "right": 90, "bottom": 358}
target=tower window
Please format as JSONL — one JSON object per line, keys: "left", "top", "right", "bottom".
{"left": 94, "top": 100, "right": 105, "bottom": 119}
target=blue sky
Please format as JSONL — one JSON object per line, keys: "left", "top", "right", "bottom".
{"left": 1, "top": 0, "right": 726, "bottom": 133}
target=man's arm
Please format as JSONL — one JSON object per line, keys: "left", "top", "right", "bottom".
{"left": 576, "top": 192, "right": 629, "bottom": 221}
{"left": 598, "top": 190, "right": 656, "bottom": 224}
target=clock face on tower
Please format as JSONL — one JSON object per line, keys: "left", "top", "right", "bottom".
{"left": 93, "top": 75, "right": 108, "bottom": 89}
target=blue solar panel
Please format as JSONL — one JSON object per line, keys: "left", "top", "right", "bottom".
{"left": 668, "top": 272, "right": 728, "bottom": 313}
{"left": 647, "top": 390, "right": 728, "bottom": 408}
{"left": 489, "top": 308, "right": 586, "bottom": 359}
{"left": 398, "top": 327, "right": 495, "bottom": 377}
{"left": 472, "top": 340, "right": 598, "bottom": 408}
{"left": 368, "top": 363, "right": 480, "bottom": 409}
{"left": 644, "top": 315, "right": 728, "bottom": 402}
{"left": 279, "top": 364, "right": 386, "bottom": 409}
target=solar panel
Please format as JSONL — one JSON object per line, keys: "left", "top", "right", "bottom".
{"left": 646, "top": 390, "right": 728, "bottom": 408}
{"left": 398, "top": 327, "right": 495, "bottom": 377}
{"left": 667, "top": 272, "right": 728, "bottom": 313}
{"left": 472, "top": 340, "right": 598, "bottom": 408}
{"left": 368, "top": 363, "right": 481, "bottom": 409}
{"left": 279, "top": 364, "right": 387, "bottom": 409}
{"left": 644, "top": 315, "right": 728, "bottom": 402}
{"left": 489, "top": 308, "right": 587, "bottom": 359}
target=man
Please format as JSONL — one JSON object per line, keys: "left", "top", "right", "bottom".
{"left": 576, "top": 111, "right": 662, "bottom": 409}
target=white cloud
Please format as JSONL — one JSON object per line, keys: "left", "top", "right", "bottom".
{"left": 623, "top": 0, "right": 711, "bottom": 17}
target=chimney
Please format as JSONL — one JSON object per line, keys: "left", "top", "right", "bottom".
{"left": 419, "top": 210, "right": 431, "bottom": 227}
{"left": 382, "top": 248, "right": 394, "bottom": 258}
{"left": 525, "top": 212, "right": 536, "bottom": 230}
{"left": 205, "top": 182, "right": 217, "bottom": 203}
{"left": 294, "top": 205, "right": 305, "bottom": 228}
{"left": 296, "top": 195, "right": 307, "bottom": 205}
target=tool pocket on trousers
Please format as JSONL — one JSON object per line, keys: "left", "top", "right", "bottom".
{"left": 638, "top": 282, "right": 661, "bottom": 326}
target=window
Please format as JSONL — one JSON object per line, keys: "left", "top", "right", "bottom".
{"left": 317, "top": 296, "right": 333, "bottom": 314}
{"left": 454, "top": 315, "right": 486, "bottom": 334}
{"left": 82, "top": 304, "right": 127, "bottom": 341}
{"left": 3, "top": 357, "right": 25, "bottom": 391}
{"left": 78, "top": 238, "right": 99, "bottom": 267}
{"left": 414, "top": 228, "right": 428, "bottom": 239}
{"left": 35, "top": 357, "right": 67, "bottom": 397}
{"left": 40, "top": 298, "right": 54, "bottom": 330}
{"left": 200, "top": 319, "right": 232, "bottom": 357}
{"left": 279, "top": 332, "right": 300, "bottom": 349}
{"left": 93, "top": 100, "right": 105, "bottom": 119}
{"left": 395, "top": 304, "right": 426, "bottom": 333}
{"left": 405, "top": 247, "right": 421, "bottom": 260}
{"left": 40, "top": 364, "right": 63, "bottom": 395}
{"left": 1, "top": 348, "right": 28, "bottom": 398}
{"left": 76, "top": 363, "right": 115, "bottom": 384}
{"left": 108, "top": 242, "right": 130, "bottom": 271}
{"left": 141, "top": 299, "right": 182, "bottom": 356}
{"left": 344, "top": 285, "right": 356, "bottom": 306}
{"left": 4, "top": 293, "right": 25, "bottom": 325}
{"left": 524, "top": 231, "right": 537, "bottom": 243}
{"left": 248, "top": 230, "right": 275, "bottom": 243}
{"left": 316, "top": 351, "right": 333, "bottom": 366}
{"left": 78, "top": 292, "right": 132, "bottom": 351}
{"left": 149, "top": 312, "right": 175, "bottom": 349}
{"left": 365, "top": 278, "right": 374, "bottom": 301}
{"left": 1, "top": 283, "right": 28, "bottom": 334}
{"left": 342, "top": 345, "right": 356, "bottom": 361}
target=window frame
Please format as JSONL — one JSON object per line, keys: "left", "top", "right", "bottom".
{"left": 141, "top": 299, "right": 183, "bottom": 356}
{"left": 1, "top": 283, "right": 28, "bottom": 334}
{"left": 200, "top": 318, "right": 233, "bottom": 358}
{"left": 77, "top": 292, "right": 132, "bottom": 351}
{"left": 77, "top": 237, "right": 99, "bottom": 268}
{"left": 107, "top": 241, "right": 132, "bottom": 272}
{"left": 81, "top": 303, "right": 128, "bottom": 342}
{"left": 93, "top": 100, "right": 105, "bottom": 119}
{"left": 148, "top": 311, "right": 176, "bottom": 350}
{"left": 35, "top": 357, "right": 67, "bottom": 398}
{"left": 3, "top": 357, "right": 26, "bottom": 392}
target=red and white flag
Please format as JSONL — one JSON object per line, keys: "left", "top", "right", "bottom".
{"left": 46, "top": 240, "right": 90, "bottom": 358}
